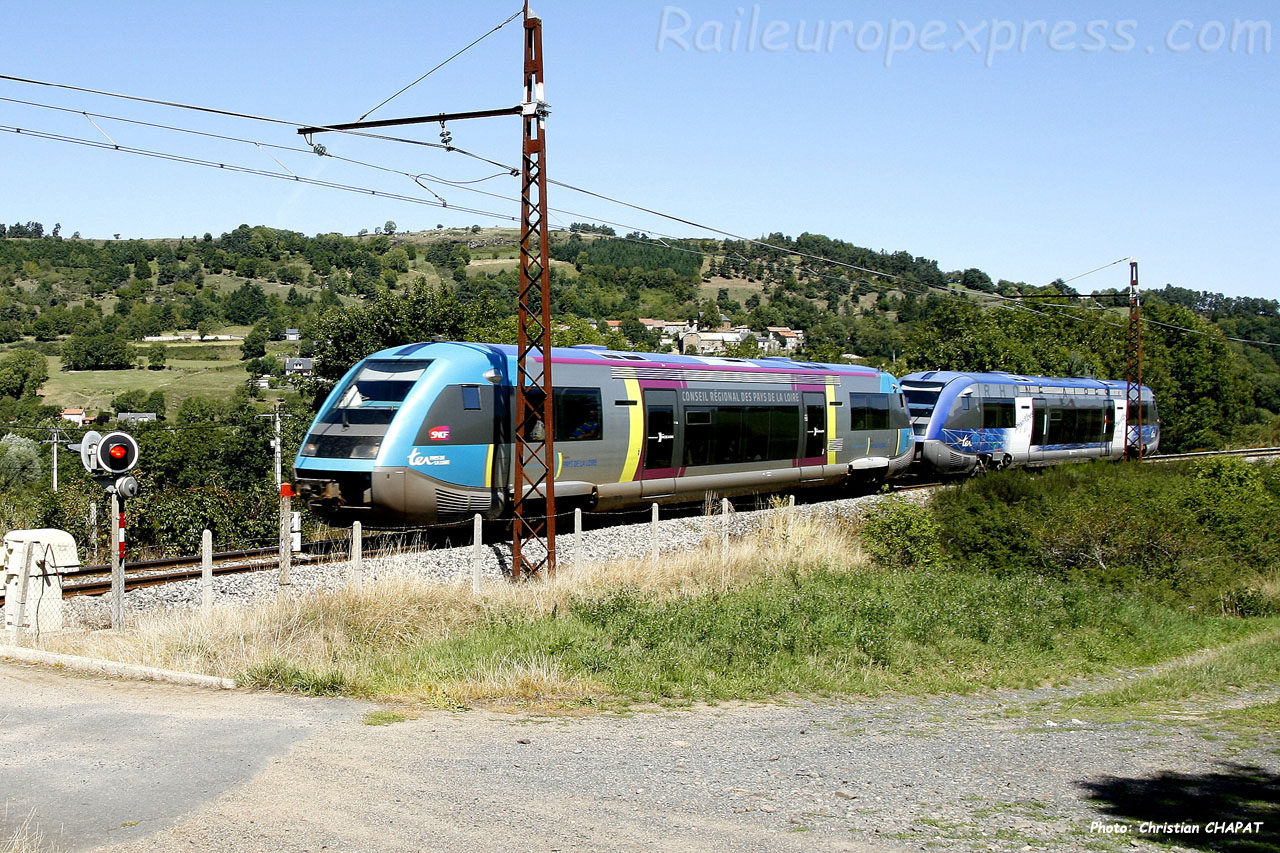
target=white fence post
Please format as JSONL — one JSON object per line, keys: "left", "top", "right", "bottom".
{"left": 721, "top": 497, "right": 731, "bottom": 559}
{"left": 650, "top": 503, "right": 659, "bottom": 559}
{"left": 350, "top": 521, "right": 362, "bottom": 587}
{"left": 471, "top": 514, "right": 483, "bottom": 594}
{"left": 201, "top": 529, "right": 213, "bottom": 614}
{"left": 573, "top": 507, "right": 583, "bottom": 567}
{"left": 278, "top": 490, "right": 291, "bottom": 587}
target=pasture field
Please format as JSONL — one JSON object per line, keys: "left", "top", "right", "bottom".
{"left": 38, "top": 337, "right": 295, "bottom": 416}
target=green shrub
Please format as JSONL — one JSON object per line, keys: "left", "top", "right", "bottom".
{"left": 931, "top": 461, "right": 1280, "bottom": 610}
{"left": 860, "top": 497, "right": 943, "bottom": 571}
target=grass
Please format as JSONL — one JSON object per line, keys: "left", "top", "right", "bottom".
{"left": 1, "top": 813, "right": 52, "bottom": 853}
{"left": 1061, "top": 630, "right": 1280, "bottom": 711}
{"left": 37, "top": 337, "right": 301, "bottom": 415}
{"left": 41, "top": 509, "right": 1280, "bottom": 711}
{"left": 41, "top": 355, "right": 246, "bottom": 414}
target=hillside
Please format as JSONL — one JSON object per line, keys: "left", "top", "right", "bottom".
{"left": 1, "top": 219, "right": 1278, "bottom": 453}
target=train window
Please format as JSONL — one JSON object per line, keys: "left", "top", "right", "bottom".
{"left": 553, "top": 388, "right": 603, "bottom": 441}
{"left": 983, "top": 399, "right": 1016, "bottom": 429}
{"left": 338, "top": 359, "right": 431, "bottom": 406}
{"left": 1040, "top": 399, "right": 1109, "bottom": 445}
{"left": 849, "top": 394, "right": 892, "bottom": 431}
{"left": 902, "top": 382, "right": 943, "bottom": 418}
{"left": 683, "top": 404, "right": 799, "bottom": 467}
{"left": 945, "top": 394, "right": 982, "bottom": 430}
{"left": 890, "top": 394, "right": 910, "bottom": 429}
{"left": 461, "top": 386, "right": 481, "bottom": 411}
{"left": 324, "top": 359, "right": 432, "bottom": 425}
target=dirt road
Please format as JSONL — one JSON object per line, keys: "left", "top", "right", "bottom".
{"left": 2, "top": 660, "right": 1274, "bottom": 852}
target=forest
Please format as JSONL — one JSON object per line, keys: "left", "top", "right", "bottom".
{"left": 0, "top": 219, "right": 1277, "bottom": 555}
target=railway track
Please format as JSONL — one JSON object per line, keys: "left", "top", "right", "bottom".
{"left": 1142, "top": 446, "right": 1280, "bottom": 463}
{"left": 7, "top": 446, "right": 1276, "bottom": 602}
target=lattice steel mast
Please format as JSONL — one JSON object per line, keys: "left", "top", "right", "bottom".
{"left": 511, "top": 3, "right": 557, "bottom": 579}
{"left": 299, "top": 3, "right": 557, "bottom": 579}
{"left": 1124, "top": 260, "right": 1144, "bottom": 461}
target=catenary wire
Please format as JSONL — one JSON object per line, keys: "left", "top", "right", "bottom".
{"left": 0, "top": 123, "right": 519, "bottom": 223}
{"left": 6, "top": 78, "right": 1275, "bottom": 348}
{"left": 357, "top": 9, "right": 523, "bottom": 121}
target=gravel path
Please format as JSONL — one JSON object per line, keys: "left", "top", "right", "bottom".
{"left": 72, "top": 677, "right": 1274, "bottom": 853}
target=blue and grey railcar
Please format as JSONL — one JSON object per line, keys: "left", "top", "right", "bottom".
{"left": 293, "top": 342, "right": 914, "bottom": 526}
{"left": 899, "top": 371, "right": 1159, "bottom": 474}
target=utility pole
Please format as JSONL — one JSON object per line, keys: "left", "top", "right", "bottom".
{"left": 298, "top": 2, "right": 557, "bottom": 580}
{"left": 43, "top": 426, "right": 63, "bottom": 491}
{"left": 1124, "top": 259, "right": 1144, "bottom": 462}
{"left": 511, "top": 3, "right": 556, "bottom": 579}
{"left": 259, "top": 404, "right": 284, "bottom": 488}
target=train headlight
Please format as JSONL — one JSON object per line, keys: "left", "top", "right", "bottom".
{"left": 351, "top": 441, "right": 382, "bottom": 459}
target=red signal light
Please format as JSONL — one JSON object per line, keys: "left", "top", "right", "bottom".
{"left": 109, "top": 445, "right": 128, "bottom": 459}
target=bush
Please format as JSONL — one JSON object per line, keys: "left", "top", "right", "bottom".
{"left": 931, "top": 461, "right": 1280, "bottom": 610}
{"left": 860, "top": 497, "right": 943, "bottom": 571}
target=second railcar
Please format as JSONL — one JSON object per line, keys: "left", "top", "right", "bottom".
{"left": 294, "top": 342, "right": 913, "bottom": 525}
{"left": 900, "top": 370, "right": 1159, "bottom": 474}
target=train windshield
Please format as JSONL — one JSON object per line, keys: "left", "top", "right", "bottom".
{"left": 323, "top": 359, "right": 432, "bottom": 425}
{"left": 902, "top": 382, "right": 944, "bottom": 418}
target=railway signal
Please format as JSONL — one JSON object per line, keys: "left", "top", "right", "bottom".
{"left": 69, "top": 429, "right": 140, "bottom": 629}
{"left": 73, "top": 430, "right": 140, "bottom": 480}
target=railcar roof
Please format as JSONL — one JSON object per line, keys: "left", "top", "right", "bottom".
{"left": 367, "top": 341, "right": 881, "bottom": 375}
{"left": 900, "top": 370, "right": 1130, "bottom": 390}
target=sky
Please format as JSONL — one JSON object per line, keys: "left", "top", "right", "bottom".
{"left": 1, "top": 1, "right": 1277, "bottom": 302}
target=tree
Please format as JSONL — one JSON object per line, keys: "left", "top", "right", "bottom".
{"left": 223, "top": 281, "right": 271, "bottom": 325}
{"left": 240, "top": 324, "right": 269, "bottom": 360}
{"left": 60, "top": 332, "right": 135, "bottom": 371}
{"left": 0, "top": 433, "right": 41, "bottom": 488}
{"left": 147, "top": 342, "right": 167, "bottom": 370}
{"left": 0, "top": 350, "right": 48, "bottom": 398}
{"left": 384, "top": 220, "right": 397, "bottom": 235}
{"left": 310, "top": 281, "right": 494, "bottom": 382}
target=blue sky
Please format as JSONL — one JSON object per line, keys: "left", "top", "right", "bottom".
{"left": 2, "top": 1, "right": 1276, "bottom": 301}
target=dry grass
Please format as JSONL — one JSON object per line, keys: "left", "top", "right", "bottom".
{"left": 1, "top": 813, "right": 53, "bottom": 853}
{"left": 41, "top": 507, "right": 866, "bottom": 696}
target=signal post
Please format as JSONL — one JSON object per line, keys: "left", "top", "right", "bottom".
{"left": 71, "top": 430, "right": 140, "bottom": 630}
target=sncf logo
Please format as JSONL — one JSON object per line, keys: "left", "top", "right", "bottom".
{"left": 429, "top": 426, "right": 450, "bottom": 441}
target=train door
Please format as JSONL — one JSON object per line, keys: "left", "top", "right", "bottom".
{"left": 800, "top": 391, "right": 828, "bottom": 481}
{"left": 1109, "top": 398, "right": 1126, "bottom": 457}
{"left": 1008, "top": 395, "right": 1034, "bottom": 465}
{"left": 1028, "top": 397, "right": 1048, "bottom": 464}
{"left": 641, "top": 389, "right": 677, "bottom": 497}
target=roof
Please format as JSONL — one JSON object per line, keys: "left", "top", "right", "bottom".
{"left": 368, "top": 341, "right": 880, "bottom": 377}
{"left": 899, "top": 370, "right": 1133, "bottom": 391}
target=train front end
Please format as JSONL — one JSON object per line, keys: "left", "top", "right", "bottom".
{"left": 294, "top": 342, "right": 507, "bottom": 526}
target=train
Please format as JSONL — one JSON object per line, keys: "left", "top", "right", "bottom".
{"left": 293, "top": 341, "right": 914, "bottom": 526}
{"left": 900, "top": 370, "right": 1159, "bottom": 474}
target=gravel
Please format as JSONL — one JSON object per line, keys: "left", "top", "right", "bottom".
{"left": 62, "top": 489, "right": 926, "bottom": 628}
{"left": 91, "top": 681, "right": 1279, "bottom": 853}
